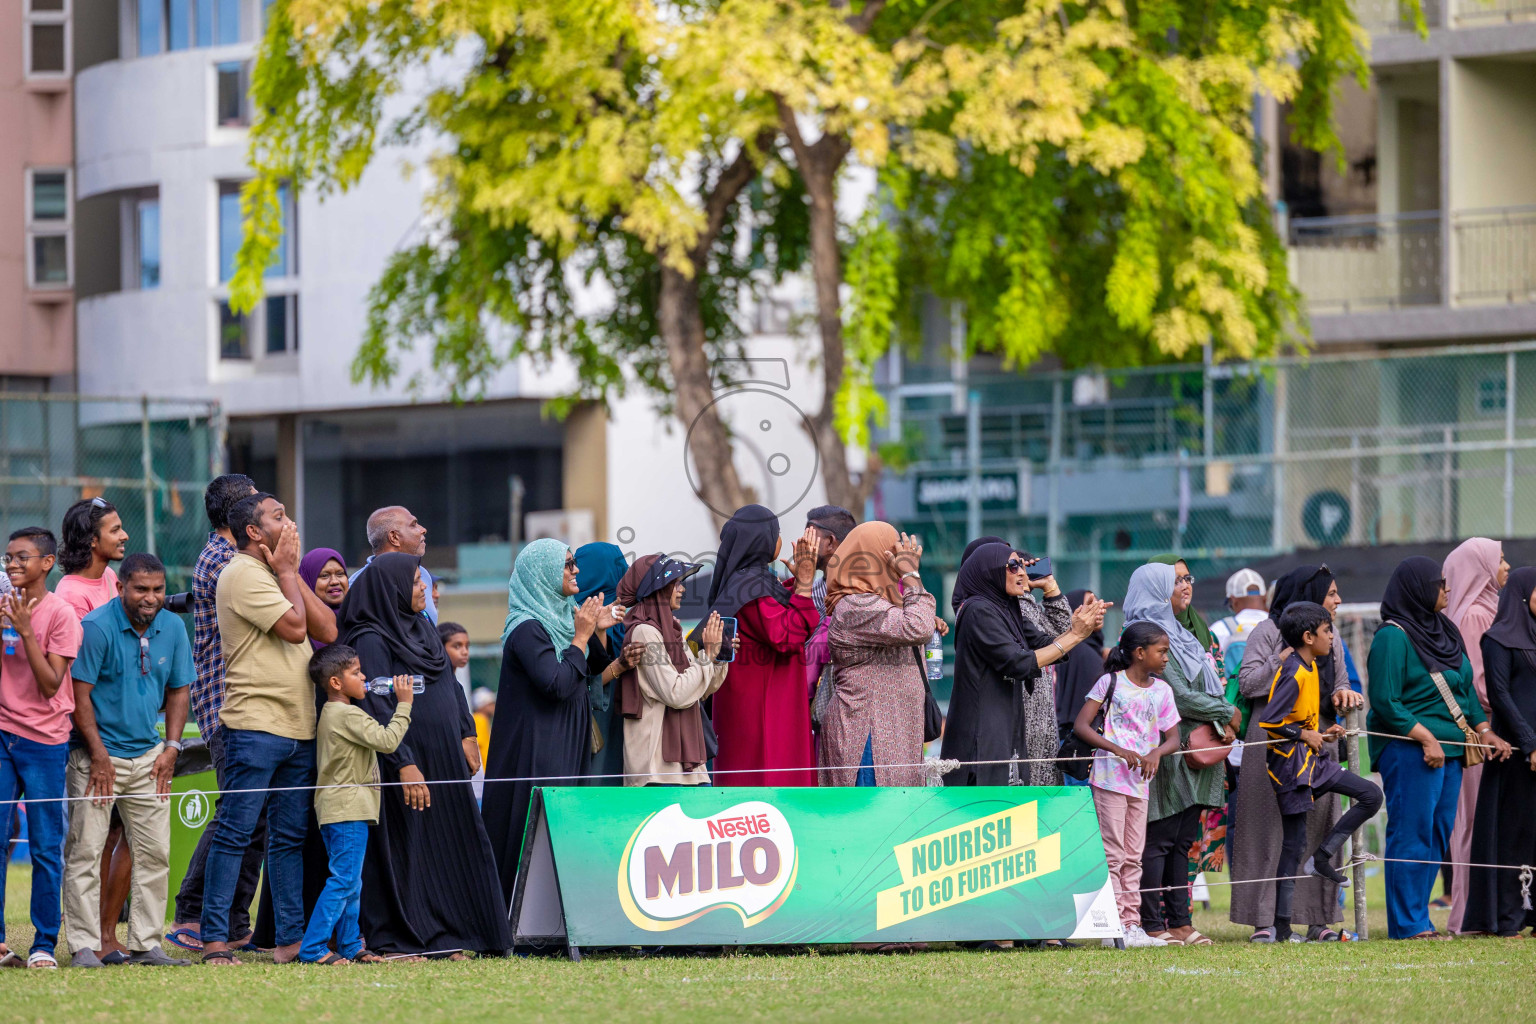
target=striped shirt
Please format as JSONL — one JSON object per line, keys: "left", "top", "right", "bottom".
{"left": 189, "top": 532, "right": 236, "bottom": 738}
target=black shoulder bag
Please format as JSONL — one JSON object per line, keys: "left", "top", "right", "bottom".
{"left": 1056, "top": 671, "right": 1118, "bottom": 781}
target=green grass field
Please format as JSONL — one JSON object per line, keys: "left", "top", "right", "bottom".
{"left": 3, "top": 863, "right": 1531, "bottom": 1023}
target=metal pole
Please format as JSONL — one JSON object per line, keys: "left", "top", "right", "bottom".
{"left": 1442, "top": 425, "right": 1454, "bottom": 539}
{"left": 1048, "top": 379, "right": 1063, "bottom": 557}
{"left": 140, "top": 395, "right": 156, "bottom": 556}
{"left": 1271, "top": 366, "right": 1288, "bottom": 552}
{"left": 1202, "top": 342, "right": 1215, "bottom": 460}
{"left": 1347, "top": 706, "right": 1369, "bottom": 940}
{"left": 1506, "top": 350, "right": 1516, "bottom": 536}
{"left": 966, "top": 390, "right": 982, "bottom": 542}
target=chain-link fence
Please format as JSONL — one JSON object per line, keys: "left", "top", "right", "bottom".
{"left": 0, "top": 392, "right": 222, "bottom": 593}
{"left": 880, "top": 340, "right": 1536, "bottom": 620}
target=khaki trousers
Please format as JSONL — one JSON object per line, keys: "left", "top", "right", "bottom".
{"left": 62, "top": 744, "right": 171, "bottom": 953}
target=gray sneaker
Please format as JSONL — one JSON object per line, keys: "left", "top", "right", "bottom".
{"left": 128, "top": 947, "right": 192, "bottom": 966}
{"left": 71, "top": 949, "right": 106, "bottom": 969}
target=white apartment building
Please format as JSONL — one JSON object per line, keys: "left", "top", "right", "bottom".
{"left": 1278, "top": 0, "right": 1536, "bottom": 344}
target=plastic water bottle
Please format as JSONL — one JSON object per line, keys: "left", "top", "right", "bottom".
{"left": 2, "top": 621, "right": 18, "bottom": 657}
{"left": 924, "top": 631, "right": 944, "bottom": 682}
{"left": 367, "top": 675, "right": 425, "bottom": 695}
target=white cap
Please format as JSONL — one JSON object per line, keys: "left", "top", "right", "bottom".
{"left": 472, "top": 687, "right": 496, "bottom": 711}
{"left": 1225, "top": 568, "right": 1266, "bottom": 599}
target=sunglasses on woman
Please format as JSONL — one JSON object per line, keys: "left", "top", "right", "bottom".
{"left": 564, "top": 558, "right": 578, "bottom": 571}
{"left": 1005, "top": 558, "right": 1029, "bottom": 574}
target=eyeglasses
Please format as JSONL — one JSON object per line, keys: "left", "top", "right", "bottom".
{"left": 1005, "top": 558, "right": 1029, "bottom": 574}
{"left": 1175, "top": 574, "right": 1195, "bottom": 586}
{"left": 0, "top": 553, "right": 40, "bottom": 568}
{"left": 564, "top": 558, "right": 578, "bottom": 572}
{"left": 1437, "top": 577, "right": 1448, "bottom": 591}
{"left": 90, "top": 496, "right": 110, "bottom": 509}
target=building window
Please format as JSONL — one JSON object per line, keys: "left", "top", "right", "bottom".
{"left": 27, "top": 169, "right": 71, "bottom": 289}
{"left": 217, "top": 295, "right": 297, "bottom": 361}
{"left": 216, "top": 178, "right": 297, "bottom": 364}
{"left": 134, "top": 194, "right": 161, "bottom": 289}
{"left": 216, "top": 61, "right": 249, "bottom": 127}
{"left": 139, "top": 0, "right": 245, "bottom": 56}
{"left": 25, "top": 0, "right": 69, "bottom": 78}
{"left": 265, "top": 294, "right": 299, "bottom": 354}
{"left": 219, "top": 301, "right": 250, "bottom": 359}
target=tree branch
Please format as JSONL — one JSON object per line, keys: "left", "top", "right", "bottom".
{"left": 845, "top": 0, "right": 887, "bottom": 34}
{"left": 694, "top": 130, "right": 775, "bottom": 262}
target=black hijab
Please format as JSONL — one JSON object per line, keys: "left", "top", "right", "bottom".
{"left": 1269, "top": 564, "right": 1335, "bottom": 624}
{"left": 338, "top": 551, "right": 450, "bottom": 679}
{"left": 952, "top": 542, "right": 1029, "bottom": 648}
{"left": 951, "top": 536, "right": 1008, "bottom": 615}
{"left": 1481, "top": 566, "right": 1536, "bottom": 654}
{"left": 702, "top": 504, "right": 791, "bottom": 619}
{"left": 1379, "top": 555, "right": 1466, "bottom": 674}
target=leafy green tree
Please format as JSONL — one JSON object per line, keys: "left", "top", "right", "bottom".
{"left": 234, "top": 0, "right": 1374, "bottom": 517}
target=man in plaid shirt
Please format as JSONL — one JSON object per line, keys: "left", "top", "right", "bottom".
{"left": 169, "top": 474, "right": 258, "bottom": 950}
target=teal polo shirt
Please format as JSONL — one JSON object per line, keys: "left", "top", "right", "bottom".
{"left": 72, "top": 598, "right": 193, "bottom": 758}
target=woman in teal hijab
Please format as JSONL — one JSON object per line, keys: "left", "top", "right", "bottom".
{"left": 574, "top": 542, "right": 631, "bottom": 783}
{"left": 483, "top": 538, "right": 627, "bottom": 898}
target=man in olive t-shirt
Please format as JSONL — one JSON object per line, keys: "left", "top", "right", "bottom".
{"left": 198, "top": 492, "right": 338, "bottom": 967}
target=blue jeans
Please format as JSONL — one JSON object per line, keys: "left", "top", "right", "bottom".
{"left": 855, "top": 735, "right": 876, "bottom": 787}
{"left": 1378, "top": 738, "right": 1463, "bottom": 939}
{"left": 300, "top": 821, "right": 367, "bottom": 962}
{"left": 200, "top": 729, "right": 315, "bottom": 946}
{"left": 0, "top": 731, "right": 69, "bottom": 956}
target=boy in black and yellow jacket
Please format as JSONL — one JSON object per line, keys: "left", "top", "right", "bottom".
{"left": 1258, "top": 602, "right": 1384, "bottom": 943}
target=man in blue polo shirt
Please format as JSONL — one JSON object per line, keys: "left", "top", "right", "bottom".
{"left": 62, "top": 552, "right": 192, "bottom": 968}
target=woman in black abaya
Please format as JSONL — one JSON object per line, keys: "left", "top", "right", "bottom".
{"left": 340, "top": 552, "right": 512, "bottom": 957}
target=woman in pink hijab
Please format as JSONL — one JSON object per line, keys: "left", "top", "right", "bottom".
{"left": 1442, "top": 537, "right": 1508, "bottom": 933}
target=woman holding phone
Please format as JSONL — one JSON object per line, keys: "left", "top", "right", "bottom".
{"left": 617, "top": 554, "right": 733, "bottom": 786}
{"left": 819, "top": 523, "right": 937, "bottom": 787}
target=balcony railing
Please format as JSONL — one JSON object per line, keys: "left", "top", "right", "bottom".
{"left": 1456, "top": 0, "right": 1536, "bottom": 23}
{"left": 1355, "top": 0, "right": 1440, "bottom": 33}
{"left": 1290, "top": 211, "right": 1443, "bottom": 313}
{"left": 1454, "top": 206, "right": 1536, "bottom": 304}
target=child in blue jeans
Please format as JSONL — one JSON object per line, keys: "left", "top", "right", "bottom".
{"left": 301, "top": 644, "right": 413, "bottom": 965}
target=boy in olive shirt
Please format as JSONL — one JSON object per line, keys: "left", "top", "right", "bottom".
{"left": 300, "top": 644, "right": 413, "bottom": 965}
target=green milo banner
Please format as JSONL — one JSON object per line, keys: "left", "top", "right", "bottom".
{"left": 510, "top": 786, "right": 1122, "bottom": 950}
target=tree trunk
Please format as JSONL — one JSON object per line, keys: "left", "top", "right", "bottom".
{"left": 776, "top": 106, "right": 880, "bottom": 516}
{"left": 658, "top": 265, "right": 749, "bottom": 528}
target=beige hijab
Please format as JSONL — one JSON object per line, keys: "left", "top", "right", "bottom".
{"left": 825, "top": 521, "right": 903, "bottom": 614}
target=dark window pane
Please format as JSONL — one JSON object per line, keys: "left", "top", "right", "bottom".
{"left": 194, "top": 0, "right": 213, "bottom": 46}
{"left": 30, "top": 0, "right": 66, "bottom": 11}
{"left": 31, "top": 173, "right": 67, "bottom": 220}
{"left": 32, "top": 235, "right": 68, "bottom": 285}
{"left": 218, "top": 182, "right": 242, "bottom": 281}
{"left": 216, "top": 62, "right": 245, "bottom": 125}
{"left": 266, "top": 296, "right": 287, "bottom": 353}
{"left": 267, "top": 183, "right": 293, "bottom": 277}
{"left": 29, "top": 23, "right": 66, "bottom": 73}
{"left": 138, "top": 199, "right": 161, "bottom": 289}
{"left": 219, "top": 302, "right": 250, "bottom": 359}
{"left": 218, "top": 0, "right": 241, "bottom": 44}
{"left": 168, "top": 0, "right": 190, "bottom": 50}
{"left": 137, "top": 0, "right": 162, "bottom": 56}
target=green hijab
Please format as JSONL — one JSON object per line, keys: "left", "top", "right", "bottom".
{"left": 1150, "top": 553, "right": 1216, "bottom": 653}
{"left": 501, "top": 537, "right": 577, "bottom": 658}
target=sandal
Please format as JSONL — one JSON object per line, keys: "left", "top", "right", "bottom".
{"left": 1406, "top": 930, "right": 1450, "bottom": 941}
{"left": 308, "top": 953, "right": 351, "bottom": 966}
{"left": 1249, "top": 927, "right": 1276, "bottom": 943}
{"left": 1181, "top": 930, "right": 1214, "bottom": 946}
{"left": 26, "top": 952, "right": 58, "bottom": 969}
{"left": 1146, "top": 931, "right": 1184, "bottom": 946}
{"left": 354, "top": 952, "right": 387, "bottom": 963}
{"left": 164, "top": 928, "right": 203, "bottom": 952}
{"left": 1307, "top": 926, "right": 1341, "bottom": 942}
{"left": 201, "top": 950, "right": 242, "bottom": 965}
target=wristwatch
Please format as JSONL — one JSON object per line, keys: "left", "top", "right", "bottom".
{"left": 165, "top": 739, "right": 185, "bottom": 752}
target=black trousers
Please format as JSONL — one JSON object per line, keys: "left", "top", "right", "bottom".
{"left": 1274, "top": 769, "right": 1383, "bottom": 920}
{"left": 172, "top": 726, "right": 268, "bottom": 935}
{"left": 1140, "top": 805, "right": 1203, "bottom": 931}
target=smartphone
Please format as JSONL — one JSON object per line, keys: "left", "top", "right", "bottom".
{"left": 1027, "top": 556, "right": 1053, "bottom": 581}
{"left": 717, "top": 616, "right": 738, "bottom": 663}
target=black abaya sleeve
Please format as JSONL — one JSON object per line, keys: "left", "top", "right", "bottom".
{"left": 1483, "top": 639, "right": 1536, "bottom": 755}
{"left": 353, "top": 631, "right": 418, "bottom": 773}
{"left": 962, "top": 602, "right": 1042, "bottom": 690}
{"left": 452, "top": 673, "right": 477, "bottom": 742}
{"left": 510, "top": 620, "right": 591, "bottom": 702}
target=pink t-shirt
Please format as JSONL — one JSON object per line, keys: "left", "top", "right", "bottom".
{"left": 0, "top": 591, "right": 84, "bottom": 744}
{"left": 1086, "top": 671, "right": 1181, "bottom": 799}
{"left": 55, "top": 568, "right": 119, "bottom": 622}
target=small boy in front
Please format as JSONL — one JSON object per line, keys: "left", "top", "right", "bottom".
{"left": 1258, "top": 602, "right": 1384, "bottom": 943}
{"left": 300, "top": 644, "right": 413, "bottom": 965}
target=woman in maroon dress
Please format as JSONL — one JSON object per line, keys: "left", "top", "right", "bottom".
{"left": 698, "top": 504, "right": 820, "bottom": 786}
